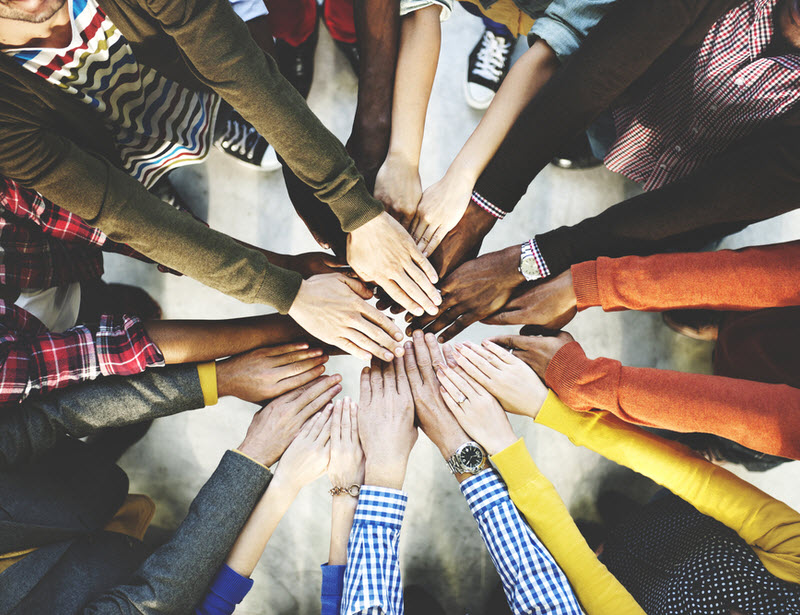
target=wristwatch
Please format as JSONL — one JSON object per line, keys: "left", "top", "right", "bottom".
{"left": 519, "top": 240, "right": 542, "bottom": 282}
{"left": 446, "top": 441, "right": 488, "bottom": 475}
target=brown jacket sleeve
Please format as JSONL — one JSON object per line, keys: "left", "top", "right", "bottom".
{"left": 571, "top": 241, "right": 800, "bottom": 312}
{"left": 545, "top": 341, "right": 800, "bottom": 460}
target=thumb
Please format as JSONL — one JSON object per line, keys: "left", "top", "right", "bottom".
{"left": 322, "top": 255, "right": 351, "bottom": 270}
{"left": 342, "top": 275, "right": 374, "bottom": 300}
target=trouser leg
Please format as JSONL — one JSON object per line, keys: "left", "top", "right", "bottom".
{"left": 324, "top": 0, "right": 356, "bottom": 43}
{"left": 266, "top": 0, "right": 318, "bottom": 46}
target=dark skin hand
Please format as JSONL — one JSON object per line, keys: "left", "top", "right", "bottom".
{"left": 427, "top": 201, "right": 497, "bottom": 279}
{"left": 483, "top": 270, "right": 578, "bottom": 329}
{"left": 407, "top": 245, "right": 524, "bottom": 341}
{"left": 487, "top": 329, "right": 574, "bottom": 381}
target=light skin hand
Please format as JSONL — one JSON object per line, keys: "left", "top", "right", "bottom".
{"left": 374, "top": 153, "right": 423, "bottom": 229}
{"left": 271, "top": 405, "right": 333, "bottom": 495}
{"left": 411, "top": 167, "right": 472, "bottom": 257}
{"left": 358, "top": 357, "right": 418, "bottom": 490}
{"left": 427, "top": 201, "right": 497, "bottom": 279}
{"left": 487, "top": 329, "right": 575, "bottom": 381}
{"left": 287, "top": 273, "right": 404, "bottom": 362}
{"left": 237, "top": 375, "right": 342, "bottom": 467}
{"left": 436, "top": 365, "right": 517, "bottom": 456}
{"left": 407, "top": 245, "right": 524, "bottom": 341}
{"left": 347, "top": 211, "right": 441, "bottom": 317}
{"left": 448, "top": 340, "right": 548, "bottom": 419}
{"left": 483, "top": 270, "right": 577, "bottom": 328}
{"left": 216, "top": 344, "right": 329, "bottom": 404}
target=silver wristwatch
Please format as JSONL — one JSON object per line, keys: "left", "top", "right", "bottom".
{"left": 446, "top": 441, "right": 488, "bottom": 475}
{"left": 519, "top": 240, "right": 542, "bottom": 282}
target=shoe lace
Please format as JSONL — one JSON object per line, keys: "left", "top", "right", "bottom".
{"left": 217, "top": 114, "right": 261, "bottom": 160}
{"left": 472, "top": 31, "right": 511, "bottom": 82}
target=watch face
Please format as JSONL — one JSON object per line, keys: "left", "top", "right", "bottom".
{"left": 520, "top": 257, "right": 541, "bottom": 281}
{"left": 459, "top": 444, "right": 484, "bottom": 470}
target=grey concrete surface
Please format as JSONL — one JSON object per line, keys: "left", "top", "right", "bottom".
{"left": 105, "top": 6, "right": 800, "bottom": 614}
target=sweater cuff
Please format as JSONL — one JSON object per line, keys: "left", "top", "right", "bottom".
{"left": 231, "top": 449, "right": 271, "bottom": 472}
{"left": 328, "top": 181, "right": 384, "bottom": 233}
{"left": 488, "top": 438, "right": 539, "bottom": 492}
{"left": 545, "top": 341, "right": 590, "bottom": 405}
{"left": 571, "top": 261, "right": 600, "bottom": 310}
{"left": 197, "top": 362, "right": 218, "bottom": 406}
{"left": 254, "top": 265, "right": 304, "bottom": 315}
{"left": 208, "top": 563, "right": 254, "bottom": 605}
{"left": 321, "top": 564, "right": 346, "bottom": 597}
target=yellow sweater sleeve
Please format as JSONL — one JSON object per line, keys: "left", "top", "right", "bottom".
{"left": 536, "top": 390, "right": 800, "bottom": 584}
{"left": 196, "top": 361, "right": 218, "bottom": 407}
{"left": 491, "top": 438, "right": 646, "bottom": 615}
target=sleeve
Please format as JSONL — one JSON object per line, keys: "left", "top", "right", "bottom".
{"left": 321, "top": 564, "right": 346, "bottom": 615}
{"left": 82, "top": 451, "right": 272, "bottom": 615}
{"left": 570, "top": 241, "right": 800, "bottom": 312}
{"left": 490, "top": 440, "right": 646, "bottom": 615}
{"left": 399, "top": 0, "right": 453, "bottom": 19}
{"left": 545, "top": 341, "right": 800, "bottom": 461}
{"left": 533, "top": 125, "right": 800, "bottom": 278}
{"left": 195, "top": 564, "right": 254, "bottom": 615}
{"left": 0, "top": 314, "right": 164, "bottom": 404}
{"left": 340, "top": 486, "right": 407, "bottom": 615}
{"left": 460, "top": 469, "right": 583, "bottom": 615}
{"left": 535, "top": 391, "right": 800, "bottom": 584}
{"left": 472, "top": 0, "right": 736, "bottom": 213}
{"left": 144, "top": 0, "right": 384, "bottom": 233}
{"left": 0, "top": 363, "right": 205, "bottom": 469}
{"left": 528, "top": 0, "right": 618, "bottom": 60}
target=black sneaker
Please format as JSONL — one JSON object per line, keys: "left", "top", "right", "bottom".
{"left": 213, "top": 108, "right": 280, "bottom": 171}
{"left": 275, "top": 21, "right": 319, "bottom": 99}
{"left": 465, "top": 29, "right": 516, "bottom": 110}
{"left": 334, "top": 39, "right": 360, "bottom": 75}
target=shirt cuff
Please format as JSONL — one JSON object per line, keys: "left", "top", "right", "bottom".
{"left": 207, "top": 563, "right": 254, "bottom": 605}
{"left": 197, "top": 361, "right": 218, "bottom": 406}
{"left": 231, "top": 449, "right": 270, "bottom": 472}
{"left": 321, "top": 564, "right": 346, "bottom": 597}
{"left": 527, "top": 237, "right": 551, "bottom": 279}
{"left": 353, "top": 486, "right": 408, "bottom": 529}
{"left": 571, "top": 261, "right": 600, "bottom": 310}
{"left": 96, "top": 315, "right": 165, "bottom": 376}
{"left": 460, "top": 469, "right": 510, "bottom": 517}
{"left": 544, "top": 341, "right": 591, "bottom": 405}
{"left": 471, "top": 191, "right": 507, "bottom": 220}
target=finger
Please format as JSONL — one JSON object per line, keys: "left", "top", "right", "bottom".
{"left": 382, "top": 352, "right": 397, "bottom": 392}
{"left": 423, "top": 332, "right": 446, "bottom": 371}
{"left": 481, "top": 340, "right": 518, "bottom": 365}
{"left": 437, "top": 368, "right": 469, "bottom": 403}
{"left": 335, "top": 336, "right": 373, "bottom": 361}
{"left": 452, "top": 349, "right": 494, "bottom": 390}
{"left": 424, "top": 307, "right": 465, "bottom": 339}
{"left": 316, "top": 406, "right": 333, "bottom": 443}
{"left": 412, "top": 219, "right": 429, "bottom": 245}
{"left": 270, "top": 347, "right": 326, "bottom": 367}
{"left": 352, "top": 316, "right": 401, "bottom": 361}
{"left": 299, "top": 409, "right": 324, "bottom": 437}
{"left": 422, "top": 227, "right": 447, "bottom": 257}
{"left": 359, "top": 301, "right": 404, "bottom": 344}
{"left": 408, "top": 240, "right": 440, "bottom": 286}
{"left": 403, "top": 340, "right": 424, "bottom": 392}
{"left": 382, "top": 280, "right": 425, "bottom": 318}
{"left": 259, "top": 342, "right": 310, "bottom": 357}
{"left": 283, "top": 374, "right": 330, "bottom": 401}
{"left": 441, "top": 365, "right": 480, "bottom": 397}
{"left": 394, "top": 354, "right": 411, "bottom": 397}
{"left": 332, "top": 399, "right": 344, "bottom": 443}
{"left": 394, "top": 271, "right": 440, "bottom": 317}
{"left": 440, "top": 342, "right": 459, "bottom": 369}
{"left": 439, "top": 385, "right": 464, "bottom": 417}
{"left": 417, "top": 222, "right": 438, "bottom": 256}
{"left": 274, "top": 364, "right": 327, "bottom": 393}
{"left": 308, "top": 403, "right": 333, "bottom": 440}
{"left": 322, "top": 255, "right": 351, "bottom": 270}
{"left": 369, "top": 360, "right": 384, "bottom": 399}
{"left": 359, "top": 367, "right": 372, "bottom": 407}
{"left": 411, "top": 330, "right": 436, "bottom": 382}
{"left": 486, "top": 334, "right": 527, "bottom": 351}
{"left": 454, "top": 342, "right": 498, "bottom": 377}
{"left": 350, "top": 401, "right": 360, "bottom": 443}
{"left": 277, "top": 355, "right": 328, "bottom": 378}
{"left": 296, "top": 374, "right": 342, "bottom": 410}
{"left": 481, "top": 309, "right": 524, "bottom": 326}
{"left": 345, "top": 328, "right": 397, "bottom": 363}
{"left": 342, "top": 275, "right": 375, "bottom": 301}
{"left": 297, "top": 382, "right": 340, "bottom": 424}
{"left": 340, "top": 397, "right": 352, "bottom": 444}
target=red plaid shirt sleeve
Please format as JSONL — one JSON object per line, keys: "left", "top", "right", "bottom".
{"left": 0, "top": 304, "right": 165, "bottom": 404}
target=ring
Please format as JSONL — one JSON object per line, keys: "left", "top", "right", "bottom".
{"left": 456, "top": 396, "right": 467, "bottom": 404}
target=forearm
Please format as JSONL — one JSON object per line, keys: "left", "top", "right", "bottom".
{"left": 348, "top": 0, "right": 400, "bottom": 180}
{"left": 144, "top": 314, "right": 304, "bottom": 363}
{"left": 546, "top": 341, "right": 800, "bottom": 460}
{"left": 224, "top": 475, "right": 297, "bottom": 578}
{"left": 535, "top": 391, "right": 800, "bottom": 583}
{"left": 571, "top": 241, "right": 800, "bottom": 313}
{"left": 446, "top": 40, "right": 559, "bottom": 186}
{"left": 386, "top": 6, "right": 442, "bottom": 168}
{"left": 329, "top": 496, "right": 359, "bottom": 565}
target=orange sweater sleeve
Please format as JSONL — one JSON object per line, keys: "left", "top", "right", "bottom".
{"left": 571, "top": 241, "right": 800, "bottom": 312}
{"left": 545, "top": 341, "right": 800, "bottom": 460}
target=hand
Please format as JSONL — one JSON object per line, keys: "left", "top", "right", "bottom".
{"left": 410, "top": 170, "right": 472, "bottom": 257}
{"left": 358, "top": 357, "right": 418, "bottom": 489}
{"left": 447, "top": 340, "right": 548, "bottom": 419}
{"left": 347, "top": 211, "right": 441, "bottom": 317}
{"left": 428, "top": 201, "right": 497, "bottom": 279}
{"left": 271, "top": 405, "right": 333, "bottom": 493}
{"left": 216, "top": 344, "right": 329, "bottom": 403}
{"left": 288, "top": 273, "right": 403, "bottom": 362}
{"left": 483, "top": 271, "right": 577, "bottom": 328}
{"left": 284, "top": 252, "right": 353, "bottom": 279}
{"left": 407, "top": 245, "right": 524, "bottom": 341}
{"left": 328, "top": 397, "right": 366, "bottom": 488}
{"left": 374, "top": 154, "right": 423, "bottom": 229}
{"left": 237, "top": 375, "right": 342, "bottom": 467}
{"left": 403, "top": 330, "right": 470, "bottom": 459}
{"left": 436, "top": 365, "right": 517, "bottom": 456}
{"left": 488, "top": 329, "right": 575, "bottom": 381}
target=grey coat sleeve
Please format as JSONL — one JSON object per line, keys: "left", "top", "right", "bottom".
{"left": 0, "top": 364, "right": 205, "bottom": 469}
{"left": 82, "top": 451, "right": 272, "bottom": 615}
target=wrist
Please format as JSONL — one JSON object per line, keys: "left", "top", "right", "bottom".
{"left": 500, "top": 245, "right": 526, "bottom": 285}
{"left": 445, "top": 158, "right": 480, "bottom": 186}
{"left": 364, "top": 461, "right": 407, "bottom": 491}
{"left": 384, "top": 147, "right": 419, "bottom": 169}
{"left": 481, "top": 429, "right": 519, "bottom": 456}
{"left": 215, "top": 358, "right": 232, "bottom": 399}
{"left": 265, "top": 472, "right": 300, "bottom": 503}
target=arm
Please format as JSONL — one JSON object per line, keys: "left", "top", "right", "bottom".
{"left": 545, "top": 340, "right": 800, "bottom": 460}
{"left": 373, "top": 4, "right": 441, "bottom": 227}
{"left": 535, "top": 391, "right": 800, "bottom": 584}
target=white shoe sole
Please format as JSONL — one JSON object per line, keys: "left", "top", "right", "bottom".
{"left": 463, "top": 79, "right": 494, "bottom": 110}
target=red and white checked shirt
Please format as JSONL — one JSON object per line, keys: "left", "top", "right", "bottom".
{"left": 605, "top": 0, "right": 800, "bottom": 191}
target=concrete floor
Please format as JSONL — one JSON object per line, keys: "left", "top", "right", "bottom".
{"left": 106, "top": 6, "right": 800, "bottom": 614}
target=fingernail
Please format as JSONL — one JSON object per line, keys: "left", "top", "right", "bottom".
{"left": 362, "top": 367, "right": 369, "bottom": 374}
{"left": 404, "top": 341, "right": 413, "bottom": 349}
{"left": 344, "top": 396, "right": 351, "bottom": 402}
{"left": 394, "top": 331, "right": 403, "bottom": 341}
{"left": 395, "top": 347, "right": 404, "bottom": 357}
{"left": 300, "top": 343, "right": 309, "bottom": 349}
{"left": 413, "top": 308, "right": 424, "bottom": 317}
{"left": 333, "top": 384, "right": 342, "bottom": 393}
{"left": 426, "top": 306, "right": 439, "bottom": 316}
{"left": 384, "top": 352, "right": 393, "bottom": 361}
{"left": 438, "top": 336, "right": 445, "bottom": 343}
{"left": 413, "top": 330, "right": 423, "bottom": 339}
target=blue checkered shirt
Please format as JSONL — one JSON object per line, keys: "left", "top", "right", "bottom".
{"left": 461, "top": 469, "right": 584, "bottom": 615}
{"left": 340, "top": 486, "right": 407, "bottom": 615}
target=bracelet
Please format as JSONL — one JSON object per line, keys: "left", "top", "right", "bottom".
{"left": 329, "top": 484, "right": 361, "bottom": 497}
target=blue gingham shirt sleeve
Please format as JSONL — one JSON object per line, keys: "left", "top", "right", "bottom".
{"left": 461, "top": 470, "right": 584, "bottom": 614}
{"left": 340, "top": 486, "right": 408, "bottom": 615}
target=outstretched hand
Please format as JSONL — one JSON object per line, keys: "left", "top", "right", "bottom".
{"left": 272, "top": 404, "right": 333, "bottom": 493}
{"left": 487, "top": 329, "right": 575, "bottom": 381}
{"left": 329, "top": 397, "right": 365, "bottom": 489}
{"left": 483, "top": 271, "right": 577, "bottom": 329}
